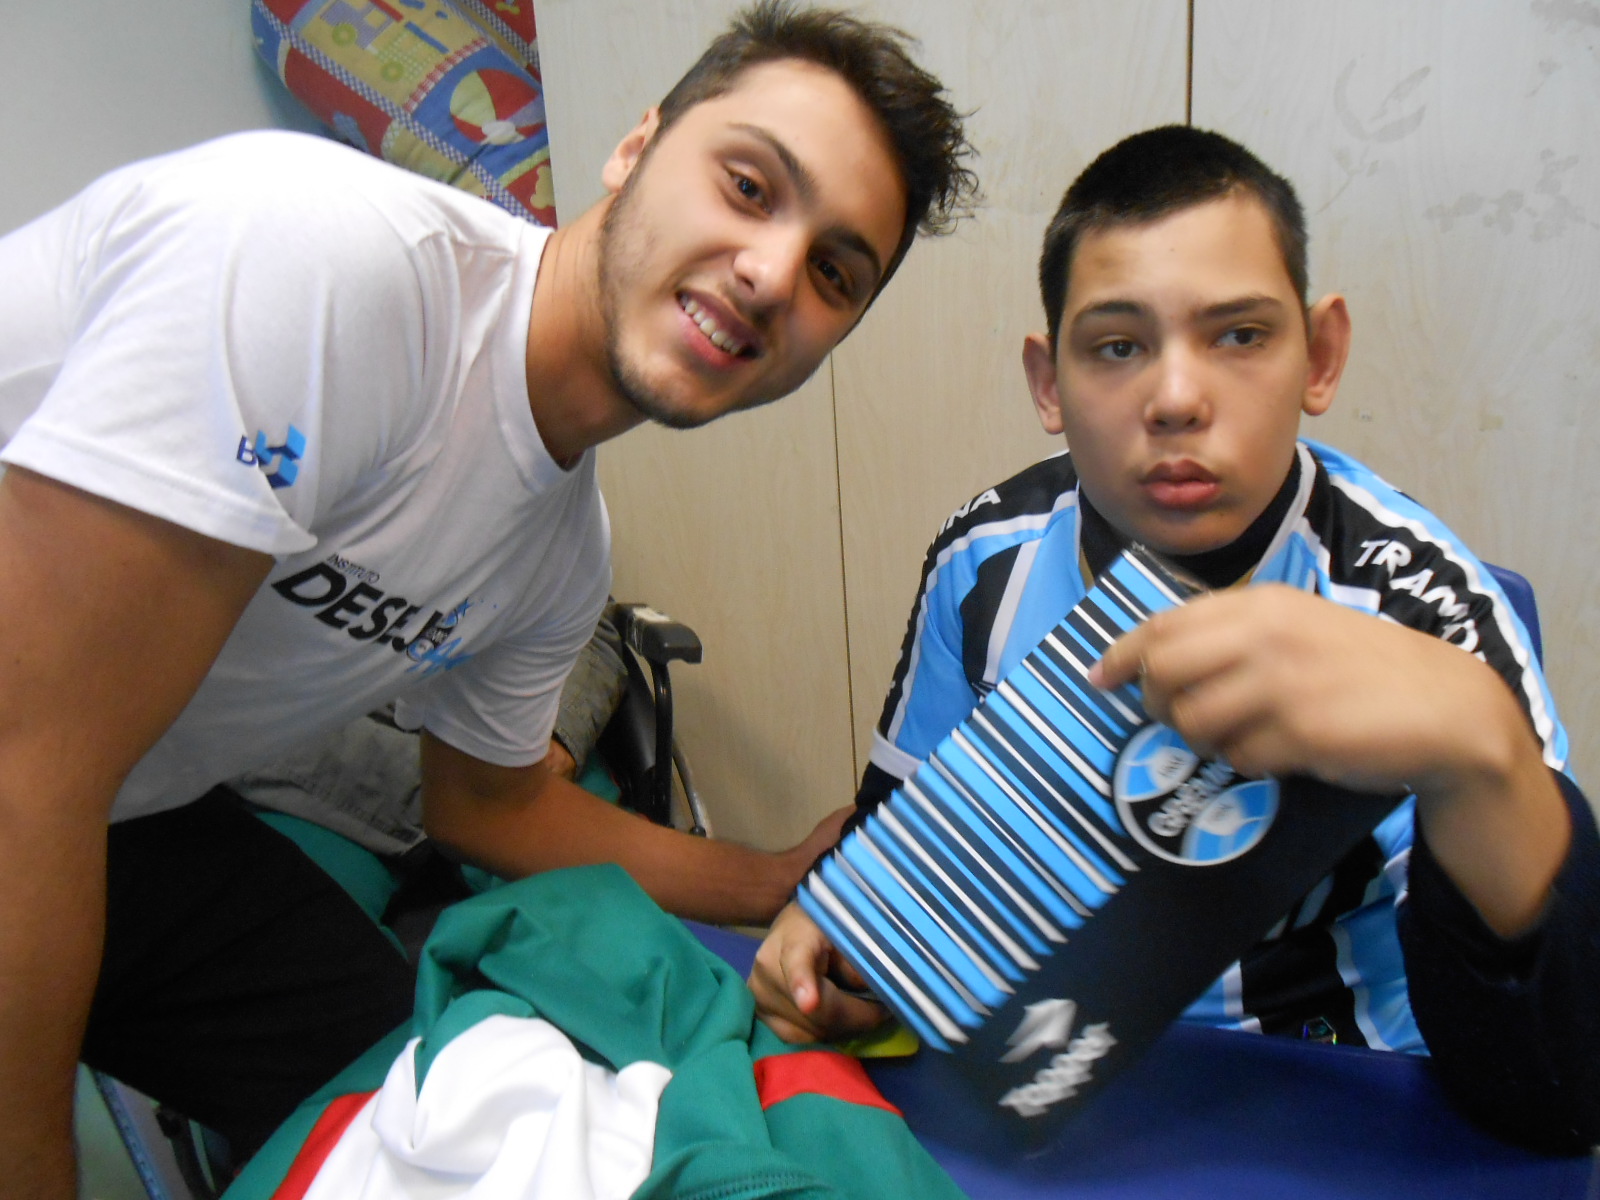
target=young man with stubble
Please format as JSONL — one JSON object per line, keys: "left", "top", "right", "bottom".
{"left": 751, "top": 124, "right": 1599, "bottom": 1153}
{"left": 0, "top": 3, "right": 977, "bottom": 1190}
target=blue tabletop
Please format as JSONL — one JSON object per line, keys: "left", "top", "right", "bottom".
{"left": 688, "top": 922, "right": 1596, "bottom": 1200}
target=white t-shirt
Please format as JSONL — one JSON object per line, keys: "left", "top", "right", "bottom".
{"left": 0, "top": 132, "right": 610, "bottom": 820}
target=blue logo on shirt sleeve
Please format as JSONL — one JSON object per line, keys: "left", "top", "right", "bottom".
{"left": 237, "top": 424, "right": 307, "bottom": 489}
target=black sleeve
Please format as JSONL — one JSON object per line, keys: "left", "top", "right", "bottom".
{"left": 1400, "top": 770, "right": 1600, "bottom": 1153}
{"left": 838, "top": 762, "right": 902, "bottom": 840}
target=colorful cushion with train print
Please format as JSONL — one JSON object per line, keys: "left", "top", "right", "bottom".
{"left": 251, "top": 0, "right": 555, "bottom": 227}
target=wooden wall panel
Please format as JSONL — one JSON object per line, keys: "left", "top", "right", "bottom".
{"left": 539, "top": 0, "right": 856, "bottom": 847}
{"left": 1194, "top": 1, "right": 1600, "bottom": 789}
{"left": 833, "top": 1, "right": 1189, "bottom": 778}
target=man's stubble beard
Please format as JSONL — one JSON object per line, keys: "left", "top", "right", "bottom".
{"left": 597, "top": 165, "right": 713, "bottom": 432}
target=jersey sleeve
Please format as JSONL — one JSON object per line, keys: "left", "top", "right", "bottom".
{"left": 862, "top": 459, "right": 1080, "bottom": 808}
{"left": 1399, "top": 774, "right": 1600, "bottom": 1152}
{"left": 1315, "top": 458, "right": 1568, "bottom": 773}
{"left": 1, "top": 136, "right": 432, "bottom": 557}
{"left": 865, "top": 521, "right": 984, "bottom": 789}
{"left": 1313, "top": 449, "right": 1596, "bottom": 1147}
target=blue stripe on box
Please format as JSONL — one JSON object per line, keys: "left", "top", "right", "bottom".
{"left": 870, "top": 809, "right": 1022, "bottom": 988}
{"left": 932, "top": 752, "right": 1081, "bottom": 933}
{"left": 888, "top": 797, "right": 1039, "bottom": 977}
{"left": 951, "top": 722, "right": 1113, "bottom": 911}
{"left": 901, "top": 778, "right": 1049, "bottom": 961}
{"left": 843, "top": 830, "right": 1007, "bottom": 1010}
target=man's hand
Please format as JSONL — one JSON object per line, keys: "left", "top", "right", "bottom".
{"left": 422, "top": 738, "right": 851, "bottom": 925}
{"left": 749, "top": 902, "right": 889, "bottom": 1043}
{"left": 775, "top": 803, "right": 854, "bottom": 883}
{"left": 1091, "top": 584, "right": 1569, "bottom": 935}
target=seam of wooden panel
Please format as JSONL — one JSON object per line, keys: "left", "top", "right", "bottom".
{"left": 1186, "top": 0, "right": 1195, "bottom": 124}
{"left": 827, "top": 351, "right": 862, "bottom": 782}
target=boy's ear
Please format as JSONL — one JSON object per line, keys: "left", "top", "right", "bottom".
{"left": 1022, "top": 333, "right": 1066, "bottom": 436}
{"left": 1302, "top": 294, "right": 1352, "bottom": 417}
{"left": 601, "top": 107, "right": 663, "bottom": 195}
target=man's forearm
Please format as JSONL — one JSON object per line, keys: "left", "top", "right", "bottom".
{"left": 422, "top": 746, "right": 810, "bottom": 925}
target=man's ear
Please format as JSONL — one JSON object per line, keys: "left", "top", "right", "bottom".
{"left": 1302, "top": 293, "right": 1352, "bottom": 417}
{"left": 601, "top": 107, "right": 662, "bottom": 195}
{"left": 1022, "top": 332, "right": 1066, "bottom": 436}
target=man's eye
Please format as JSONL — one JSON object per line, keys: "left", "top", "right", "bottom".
{"left": 732, "top": 173, "right": 765, "bottom": 207}
{"left": 1219, "top": 326, "right": 1265, "bottom": 348}
{"left": 812, "top": 255, "right": 852, "bottom": 297}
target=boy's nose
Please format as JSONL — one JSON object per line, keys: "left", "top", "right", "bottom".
{"left": 1145, "top": 348, "right": 1210, "bottom": 430}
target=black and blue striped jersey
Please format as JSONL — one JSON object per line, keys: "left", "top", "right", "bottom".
{"left": 857, "top": 440, "right": 1573, "bottom": 1054}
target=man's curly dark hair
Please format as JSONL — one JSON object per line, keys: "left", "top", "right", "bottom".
{"left": 656, "top": 0, "right": 979, "bottom": 291}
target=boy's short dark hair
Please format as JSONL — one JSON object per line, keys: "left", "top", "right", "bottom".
{"left": 1039, "top": 126, "right": 1308, "bottom": 347}
{"left": 657, "top": 0, "right": 977, "bottom": 291}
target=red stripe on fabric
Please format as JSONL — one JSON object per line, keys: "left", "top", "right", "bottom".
{"left": 270, "top": 1090, "right": 376, "bottom": 1200}
{"left": 753, "top": 1050, "right": 902, "bottom": 1116}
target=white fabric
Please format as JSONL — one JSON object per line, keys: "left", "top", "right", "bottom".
{"left": 0, "top": 132, "right": 610, "bottom": 818}
{"left": 304, "top": 1016, "right": 671, "bottom": 1200}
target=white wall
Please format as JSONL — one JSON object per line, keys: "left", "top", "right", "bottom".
{"left": 0, "top": 0, "right": 320, "bottom": 237}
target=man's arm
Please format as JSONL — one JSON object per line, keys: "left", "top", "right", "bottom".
{"left": 1091, "top": 584, "right": 1571, "bottom": 936}
{"left": 0, "top": 468, "right": 271, "bottom": 1199}
{"left": 419, "top": 732, "right": 850, "bottom": 926}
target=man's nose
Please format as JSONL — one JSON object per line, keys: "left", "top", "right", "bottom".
{"left": 733, "top": 224, "right": 807, "bottom": 311}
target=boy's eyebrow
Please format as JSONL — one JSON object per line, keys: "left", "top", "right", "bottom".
{"left": 729, "top": 122, "right": 885, "bottom": 289}
{"left": 1069, "top": 294, "right": 1289, "bottom": 329}
{"left": 1069, "top": 299, "right": 1149, "bottom": 329}
{"left": 1195, "top": 294, "right": 1288, "bottom": 320}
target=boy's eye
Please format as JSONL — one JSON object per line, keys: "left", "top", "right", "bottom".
{"left": 1218, "top": 326, "right": 1265, "bottom": 348}
{"left": 1096, "top": 338, "right": 1140, "bottom": 361}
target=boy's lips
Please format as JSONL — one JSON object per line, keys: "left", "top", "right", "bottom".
{"left": 1142, "top": 460, "right": 1220, "bottom": 510}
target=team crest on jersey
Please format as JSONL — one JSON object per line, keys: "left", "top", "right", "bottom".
{"left": 1112, "top": 723, "right": 1277, "bottom": 866}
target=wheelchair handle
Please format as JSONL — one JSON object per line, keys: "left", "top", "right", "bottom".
{"left": 615, "top": 604, "right": 703, "bottom": 666}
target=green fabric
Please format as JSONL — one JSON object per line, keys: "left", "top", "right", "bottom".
{"left": 576, "top": 752, "right": 622, "bottom": 803}
{"left": 223, "top": 865, "right": 967, "bottom": 1200}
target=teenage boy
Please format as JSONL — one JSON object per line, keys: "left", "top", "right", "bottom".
{"left": 0, "top": 3, "right": 977, "bottom": 1190}
{"left": 751, "top": 125, "right": 1599, "bottom": 1152}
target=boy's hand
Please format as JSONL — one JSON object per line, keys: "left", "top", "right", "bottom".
{"left": 750, "top": 902, "right": 889, "bottom": 1043}
{"left": 1091, "top": 585, "right": 1569, "bottom": 935}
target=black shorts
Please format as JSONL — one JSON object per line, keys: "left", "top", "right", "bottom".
{"left": 82, "top": 787, "right": 417, "bottom": 1158}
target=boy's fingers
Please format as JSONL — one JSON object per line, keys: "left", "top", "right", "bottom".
{"left": 760, "top": 1013, "right": 819, "bottom": 1045}
{"left": 833, "top": 955, "right": 869, "bottom": 993}
{"left": 812, "top": 987, "right": 891, "bottom": 1038}
{"left": 787, "top": 952, "right": 821, "bottom": 1013}
{"left": 1091, "top": 624, "right": 1149, "bottom": 689}
{"left": 765, "top": 904, "right": 830, "bottom": 1013}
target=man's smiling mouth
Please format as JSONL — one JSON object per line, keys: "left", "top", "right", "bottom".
{"left": 680, "top": 294, "right": 757, "bottom": 358}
